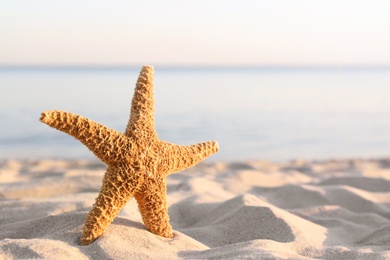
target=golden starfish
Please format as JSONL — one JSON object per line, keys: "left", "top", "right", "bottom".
{"left": 40, "top": 65, "right": 219, "bottom": 245}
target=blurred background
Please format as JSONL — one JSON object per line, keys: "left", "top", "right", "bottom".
{"left": 1, "top": 0, "right": 390, "bottom": 161}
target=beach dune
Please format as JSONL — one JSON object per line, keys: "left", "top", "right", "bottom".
{"left": 1, "top": 158, "right": 390, "bottom": 259}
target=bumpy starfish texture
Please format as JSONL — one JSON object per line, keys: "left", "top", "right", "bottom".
{"left": 40, "top": 65, "right": 218, "bottom": 245}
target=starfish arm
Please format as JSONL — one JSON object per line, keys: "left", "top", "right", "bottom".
{"left": 125, "top": 65, "right": 157, "bottom": 140}
{"left": 40, "top": 110, "right": 132, "bottom": 165}
{"left": 160, "top": 140, "right": 219, "bottom": 175}
{"left": 80, "top": 166, "right": 143, "bottom": 245}
{"left": 134, "top": 177, "right": 173, "bottom": 238}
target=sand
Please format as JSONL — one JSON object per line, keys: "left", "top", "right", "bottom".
{"left": 1, "top": 158, "right": 390, "bottom": 259}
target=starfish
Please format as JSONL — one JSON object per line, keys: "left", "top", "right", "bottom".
{"left": 40, "top": 65, "right": 219, "bottom": 245}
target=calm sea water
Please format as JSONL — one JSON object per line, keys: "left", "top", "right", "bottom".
{"left": 1, "top": 67, "right": 390, "bottom": 162}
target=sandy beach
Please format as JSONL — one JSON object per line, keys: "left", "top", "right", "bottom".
{"left": 1, "top": 158, "right": 390, "bottom": 259}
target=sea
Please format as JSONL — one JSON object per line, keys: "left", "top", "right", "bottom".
{"left": 1, "top": 66, "right": 390, "bottom": 162}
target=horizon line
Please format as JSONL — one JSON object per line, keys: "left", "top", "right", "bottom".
{"left": 1, "top": 64, "right": 390, "bottom": 71}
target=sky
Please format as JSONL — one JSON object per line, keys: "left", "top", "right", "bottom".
{"left": 1, "top": 0, "right": 390, "bottom": 66}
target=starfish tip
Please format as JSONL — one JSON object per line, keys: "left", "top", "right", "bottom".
{"left": 40, "top": 111, "right": 50, "bottom": 123}
{"left": 215, "top": 141, "right": 219, "bottom": 151}
{"left": 141, "top": 65, "right": 154, "bottom": 73}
